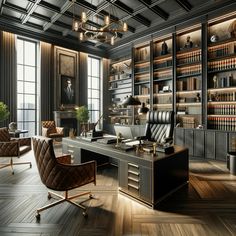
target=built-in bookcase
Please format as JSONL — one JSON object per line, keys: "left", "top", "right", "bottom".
{"left": 175, "top": 26, "right": 202, "bottom": 128}
{"left": 153, "top": 35, "right": 173, "bottom": 112}
{"left": 207, "top": 15, "right": 236, "bottom": 131}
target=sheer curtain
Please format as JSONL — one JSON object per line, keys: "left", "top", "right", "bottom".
{"left": 0, "top": 31, "right": 17, "bottom": 127}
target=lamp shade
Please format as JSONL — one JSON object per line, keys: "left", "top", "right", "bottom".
{"left": 138, "top": 102, "right": 149, "bottom": 114}
{"left": 122, "top": 95, "right": 141, "bottom": 106}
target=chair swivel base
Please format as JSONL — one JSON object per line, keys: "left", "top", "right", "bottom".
{"left": 36, "top": 190, "right": 93, "bottom": 220}
{"left": 0, "top": 158, "right": 32, "bottom": 174}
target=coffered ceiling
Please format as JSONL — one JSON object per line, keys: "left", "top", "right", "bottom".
{"left": 0, "top": 0, "right": 235, "bottom": 57}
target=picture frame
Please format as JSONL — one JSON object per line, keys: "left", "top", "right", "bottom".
{"left": 60, "top": 75, "right": 76, "bottom": 105}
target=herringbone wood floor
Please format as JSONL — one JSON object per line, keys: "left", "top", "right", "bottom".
{"left": 0, "top": 147, "right": 236, "bottom": 236}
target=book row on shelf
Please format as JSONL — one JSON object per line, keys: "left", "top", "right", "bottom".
{"left": 154, "top": 59, "right": 172, "bottom": 69}
{"left": 154, "top": 70, "right": 172, "bottom": 80}
{"left": 177, "top": 77, "right": 201, "bottom": 91}
{"left": 208, "top": 42, "right": 236, "bottom": 58}
{"left": 208, "top": 104, "right": 236, "bottom": 115}
{"left": 153, "top": 95, "right": 172, "bottom": 104}
{"left": 137, "top": 86, "right": 150, "bottom": 95}
{"left": 208, "top": 117, "right": 236, "bottom": 131}
{"left": 208, "top": 58, "right": 236, "bottom": 72}
{"left": 180, "top": 116, "right": 195, "bottom": 129}
{"left": 209, "top": 91, "right": 235, "bottom": 101}
{"left": 177, "top": 51, "right": 201, "bottom": 64}
{"left": 134, "top": 66, "right": 150, "bottom": 73}
{"left": 177, "top": 65, "right": 201, "bottom": 76}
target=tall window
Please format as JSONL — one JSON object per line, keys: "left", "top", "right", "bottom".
{"left": 17, "top": 38, "right": 39, "bottom": 136}
{"left": 87, "top": 56, "right": 101, "bottom": 126}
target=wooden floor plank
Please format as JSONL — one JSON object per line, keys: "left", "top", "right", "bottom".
{"left": 0, "top": 149, "right": 236, "bottom": 235}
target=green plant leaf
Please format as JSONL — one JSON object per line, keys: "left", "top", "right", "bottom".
{"left": 0, "top": 102, "right": 10, "bottom": 122}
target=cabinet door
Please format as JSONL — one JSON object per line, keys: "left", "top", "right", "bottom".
{"left": 184, "top": 129, "right": 194, "bottom": 156}
{"left": 118, "top": 160, "right": 128, "bottom": 189}
{"left": 174, "top": 128, "right": 184, "bottom": 146}
{"left": 194, "top": 130, "right": 204, "bottom": 158}
{"left": 205, "top": 130, "right": 215, "bottom": 159}
{"left": 139, "top": 166, "right": 152, "bottom": 202}
{"left": 215, "top": 132, "right": 227, "bottom": 161}
{"left": 228, "top": 133, "right": 236, "bottom": 152}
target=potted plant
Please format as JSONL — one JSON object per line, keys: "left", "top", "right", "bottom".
{"left": 76, "top": 106, "right": 89, "bottom": 136}
{"left": 0, "top": 101, "right": 10, "bottom": 125}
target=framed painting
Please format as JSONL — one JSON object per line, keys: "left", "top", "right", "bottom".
{"left": 60, "top": 75, "right": 76, "bottom": 105}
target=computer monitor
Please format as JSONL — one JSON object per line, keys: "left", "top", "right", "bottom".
{"left": 114, "top": 125, "right": 133, "bottom": 139}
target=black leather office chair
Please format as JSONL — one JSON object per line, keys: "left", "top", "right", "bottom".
{"left": 138, "top": 110, "right": 174, "bottom": 144}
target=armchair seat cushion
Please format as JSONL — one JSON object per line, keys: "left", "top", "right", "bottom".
{"left": 19, "top": 145, "right": 32, "bottom": 155}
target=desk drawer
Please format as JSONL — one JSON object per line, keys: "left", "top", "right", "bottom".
{"left": 128, "top": 162, "right": 140, "bottom": 196}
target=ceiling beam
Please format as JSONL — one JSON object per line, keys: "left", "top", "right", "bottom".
{"left": 138, "top": 0, "right": 168, "bottom": 21}
{"left": 22, "top": 0, "right": 41, "bottom": 24}
{"left": 0, "top": 0, "right": 6, "bottom": 15}
{"left": 111, "top": 0, "right": 151, "bottom": 27}
{"left": 43, "top": 0, "right": 73, "bottom": 31}
{"left": 175, "top": 0, "right": 192, "bottom": 12}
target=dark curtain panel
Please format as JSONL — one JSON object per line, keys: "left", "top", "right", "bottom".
{"left": 40, "top": 42, "right": 53, "bottom": 122}
{"left": 0, "top": 31, "right": 17, "bottom": 127}
{"left": 79, "top": 52, "right": 88, "bottom": 106}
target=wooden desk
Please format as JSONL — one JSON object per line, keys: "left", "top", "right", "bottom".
{"left": 62, "top": 137, "right": 189, "bottom": 208}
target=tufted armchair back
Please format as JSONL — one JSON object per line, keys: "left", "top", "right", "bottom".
{"left": 0, "top": 127, "right": 11, "bottom": 142}
{"left": 144, "top": 110, "right": 174, "bottom": 143}
{"left": 32, "top": 136, "right": 96, "bottom": 191}
{"left": 41, "top": 121, "right": 64, "bottom": 139}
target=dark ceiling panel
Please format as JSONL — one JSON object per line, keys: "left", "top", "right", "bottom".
{"left": 0, "top": 0, "right": 235, "bottom": 55}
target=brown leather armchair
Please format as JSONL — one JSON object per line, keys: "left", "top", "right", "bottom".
{"left": 41, "top": 121, "right": 64, "bottom": 139}
{"left": 0, "top": 127, "right": 32, "bottom": 174}
{"left": 32, "top": 136, "right": 96, "bottom": 220}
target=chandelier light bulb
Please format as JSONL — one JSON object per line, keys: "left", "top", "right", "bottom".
{"left": 111, "top": 36, "right": 115, "bottom": 45}
{"left": 73, "top": 20, "right": 79, "bottom": 31}
{"left": 79, "top": 32, "right": 84, "bottom": 41}
{"left": 81, "top": 11, "right": 87, "bottom": 23}
{"left": 104, "top": 15, "right": 110, "bottom": 26}
{"left": 123, "top": 22, "right": 128, "bottom": 32}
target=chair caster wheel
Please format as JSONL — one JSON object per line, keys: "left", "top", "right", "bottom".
{"left": 83, "top": 211, "right": 88, "bottom": 217}
{"left": 48, "top": 193, "right": 52, "bottom": 199}
{"left": 36, "top": 213, "right": 40, "bottom": 221}
{"left": 30, "top": 163, "right": 32, "bottom": 168}
{"left": 89, "top": 194, "right": 93, "bottom": 199}
{"left": 12, "top": 171, "right": 14, "bottom": 175}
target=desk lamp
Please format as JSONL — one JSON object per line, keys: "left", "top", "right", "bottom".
{"left": 122, "top": 95, "right": 141, "bottom": 125}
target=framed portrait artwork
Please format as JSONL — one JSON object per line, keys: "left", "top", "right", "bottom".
{"left": 60, "top": 75, "right": 76, "bottom": 105}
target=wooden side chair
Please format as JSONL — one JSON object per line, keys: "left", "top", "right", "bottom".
{"left": 32, "top": 136, "right": 96, "bottom": 220}
{"left": 0, "top": 127, "right": 32, "bottom": 174}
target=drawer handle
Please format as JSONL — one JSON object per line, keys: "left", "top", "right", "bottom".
{"left": 128, "top": 170, "right": 139, "bottom": 176}
{"left": 128, "top": 163, "right": 139, "bottom": 168}
{"left": 68, "top": 145, "right": 74, "bottom": 148}
{"left": 68, "top": 149, "right": 74, "bottom": 154}
{"left": 128, "top": 183, "right": 139, "bottom": 190}
{"left": 128, "top": 177, "right": 139, "bottom": 182}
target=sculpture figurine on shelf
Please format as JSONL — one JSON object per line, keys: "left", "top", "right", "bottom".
{"left": 213, "top": 75, "right": 217, "bottom": 88}
{"left": 184, "top": 36, "right": 193, "bottom": 49}
{"left": 196, "top": 93, "right": 201, "bottom": 103}
{"left": 161, "top": 41, "right": 168, "bottom": 55}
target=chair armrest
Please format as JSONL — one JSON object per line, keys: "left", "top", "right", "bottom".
{"left": 42, "top": 127, "right": 49, "bottom": 137}
{"left": 12, "top": 137, "right": 31, "bottom": 148}
{"left": 0, "top": 141, "right": 19, "bottom": 156}
{"left": 56, "top": 127, "right": 64, "bottom": 135}
{"left": 56, "top": 154, "right": 71, "bottom": 164}
{"left": 135, "top": 136, "right": 147, "bottom": 140}
{"left": 163, "top": 137, "right": 173, "bottom": 144}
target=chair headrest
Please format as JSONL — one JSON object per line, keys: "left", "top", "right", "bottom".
{"left": 146, "top": 111, "right": 174, "bottom": 124}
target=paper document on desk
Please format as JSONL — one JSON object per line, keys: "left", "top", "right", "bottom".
{"left": 124, "top": 140, "right": 140, "bottom": 146}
